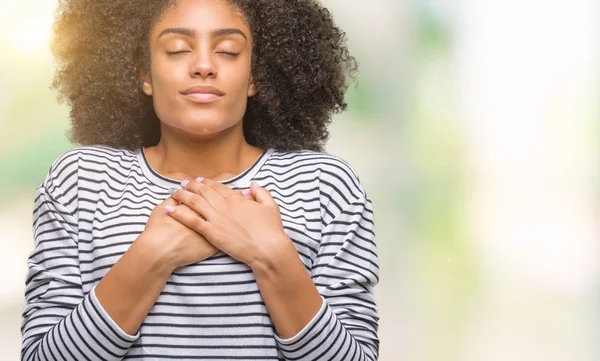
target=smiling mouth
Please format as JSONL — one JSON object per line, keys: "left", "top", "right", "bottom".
{"left": 181, "top": 92, "right": 223, "bottom": 103}
{"left": 180, "top": 84, "right": 225, "bottom": 104}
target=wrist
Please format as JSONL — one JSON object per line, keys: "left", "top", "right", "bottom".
{"left": 131, "top": 233, "right": 176, "bottom": 277}
{"left": 249, "top": 235, "right": 298, "bottom": 279}
{"left": 248, "top": 235, "right": 322, "bottom": 340}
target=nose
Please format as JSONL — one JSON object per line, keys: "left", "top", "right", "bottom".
{"left": 190, "top": 50, "right": 217, "bottom": 78}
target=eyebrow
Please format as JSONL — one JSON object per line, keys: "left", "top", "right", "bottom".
{"left": 157, "top": 27, "right": 248, "bottom": 41}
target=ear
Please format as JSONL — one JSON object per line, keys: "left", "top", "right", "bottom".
{"left": 247, "top": 75, "right": 257, "bottom": 97}
{"left": 139, "top": 74, "right": 153, "bottom": 96}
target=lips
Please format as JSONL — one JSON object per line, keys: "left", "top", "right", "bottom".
{"left": 180, "top": 85, "right": 225, "bottom": 103}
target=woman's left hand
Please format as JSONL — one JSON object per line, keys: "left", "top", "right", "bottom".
{"left": 167, "top": 178, "right": 294, "bottom": 269}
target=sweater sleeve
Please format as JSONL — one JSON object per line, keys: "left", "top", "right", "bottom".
{"left": 21, "top": 158, "right": 139, "bottom": 361}
{"left": 274, "top": 195, "right": 380, "bottom": 360}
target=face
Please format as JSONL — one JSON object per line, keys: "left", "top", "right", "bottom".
{"left": 142, "top": 0, "right": 256, "bottom": 138}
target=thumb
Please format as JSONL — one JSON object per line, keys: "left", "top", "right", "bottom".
{"left": 250, "top": 182, "right": 276, "bottom": 207}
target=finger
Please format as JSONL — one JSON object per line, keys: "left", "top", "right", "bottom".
{"left": 201, "top": 178, "right": 238, "bottom": 199}
{"left": 159, "top": 194, "right": 182, "bottom": 211}
{"left": 166, "top": 202, "right": 205, "bottom": 219}
{"left": 163, "top": 196, "right": 179, "bottom": 206}
{"left": 171, "top": 189, "right": 216, "bottom": 221}
{"left": 183, "top": 178, "right": 224, "bottom": 208}
{"left": 165, "top": 203, "right": 216, "bottom": 239}
{"left": 240, "top": 188, "right": 254, "bottom": 199}
{"left": 250, "top": 182, "right": 277, "bottom": 207}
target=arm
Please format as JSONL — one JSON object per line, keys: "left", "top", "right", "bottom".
{"left": 253, "top": 196, "right": 380, "bottom": 360}
{"left": 165, "top": 173, "right": 380, "bottom": 360}
{"left": 21, "top": 159, "right": 182, "bottom": 361}
{"left": 21, "top": 185, "right": 141, "bottom": 361}
{"left": 93, "top": 235, "right": 172, "bottom": 336}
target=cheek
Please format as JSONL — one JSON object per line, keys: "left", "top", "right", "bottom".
{"left": 224, "top": 62, "right": 253, "bottom": 98}
{"left": 152, "top": 62, "right": 179, "bottom": 92}
{"left": 224, "top": 74, "right": 251, "bottom": 115}
{"left": 150, "top": 64, "right": 184, "bottom": 113}
{"left": 226, "top": 73, "right": 251, "bottom": 97}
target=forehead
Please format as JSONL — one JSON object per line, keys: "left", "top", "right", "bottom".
{"left": 154, "top": 0, "right": 249, "bottom": 33}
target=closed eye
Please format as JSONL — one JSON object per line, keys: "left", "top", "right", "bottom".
{"left": 167, "top": 50, "right": 190, "bottom": 55}
{"left": 217, "top": 51, "right": 240, "bottom": 57}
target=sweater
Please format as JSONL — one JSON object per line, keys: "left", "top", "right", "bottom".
{"left": 21, "top": 145, "right": 379, "bottom": 360}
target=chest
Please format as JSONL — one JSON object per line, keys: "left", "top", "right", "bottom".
{"left": 76, "top": 182, "right": 322, "bottom": 290}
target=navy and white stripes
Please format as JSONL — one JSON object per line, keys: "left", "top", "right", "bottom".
{"left": 22, "top": 145, "right": 379, "bottom": 360}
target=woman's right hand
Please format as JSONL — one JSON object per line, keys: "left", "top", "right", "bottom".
{"left": 137, "top": 195, "right": 219, "bottom": 272}
{"left": 95, "top": 195, "right": 217, "bottom": 335}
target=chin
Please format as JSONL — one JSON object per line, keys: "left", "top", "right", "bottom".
{"left": 172, "top": 117, "right": 238, "bottom": 137}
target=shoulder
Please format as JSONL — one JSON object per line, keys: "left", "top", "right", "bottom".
{"left": 46, "top": 145, "right": 136, "bottom": 177}
{"left": 50, "top": 145, "right": 136, "bottom": 168}
{"left": 43, "top": 145, "right": 136, "bottom": 190}
{"left": 39, "top": 145, "right": 138, "bottom": 211}
{"left": 267, "top": 149, "right": 368, "bottom": 214}
{"left": 269, "top": 149, "right": 359, "bottom": 174}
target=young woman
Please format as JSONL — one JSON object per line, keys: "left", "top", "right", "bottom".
{"left": 21, "top": 0, "right": 379, "bottom": 360}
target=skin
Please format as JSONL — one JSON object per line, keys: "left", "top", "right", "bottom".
{"left": 142, "top": 0, "right": 262, "bottom": 181}
{"left": 95, "top": 0, "right": 322, "bottom": 340}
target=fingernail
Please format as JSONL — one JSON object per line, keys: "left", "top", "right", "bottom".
{"left": 168, "top": 187, "right": 179, "bottom": 195}
{"left": 241, "top": 188, "right": 251, "bottom": 196}
{"left": 195, "top": 176, "right": 205, "bottom": 183}
{"left": 181, "top": 180, "right": 190, "bottom": 187}
{"left": 165, "top": 205, "right": 175, "bottom": 213}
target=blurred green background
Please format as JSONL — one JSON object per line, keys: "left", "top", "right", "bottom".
{"left": 1, "top": 0, "right": 599, "bottom": 360}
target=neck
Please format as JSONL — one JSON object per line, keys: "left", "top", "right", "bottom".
{"left": 144, "top": 122, "right": 264, "bottom": 182}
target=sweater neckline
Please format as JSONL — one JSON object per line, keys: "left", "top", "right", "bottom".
{"left": 135, "top": 147, "right": 274, "bottom": 189}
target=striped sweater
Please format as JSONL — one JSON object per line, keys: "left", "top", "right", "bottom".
{"left": 21, "top": 145, "right": 379, "bottom": 360}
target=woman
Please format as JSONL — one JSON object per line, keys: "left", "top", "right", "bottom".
{"left": 21, "top": 0, "right": 379, "bottom": 360}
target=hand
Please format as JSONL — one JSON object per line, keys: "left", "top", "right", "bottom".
{"left": 167, "top": 178, "right": 294, "bottom": 269}
{"left": 137, "top": 195, "right": 219, "bottom": 272}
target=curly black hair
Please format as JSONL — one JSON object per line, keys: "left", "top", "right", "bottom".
{"left": 50, "top": 0, "right": 358, "bottom": 152}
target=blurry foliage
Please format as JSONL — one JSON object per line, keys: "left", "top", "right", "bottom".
{"left": 0, "top": 49, "right": 71, "bottom": 195}
{"left": 401, "top": 1, "right": 478, "bottom": 359}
